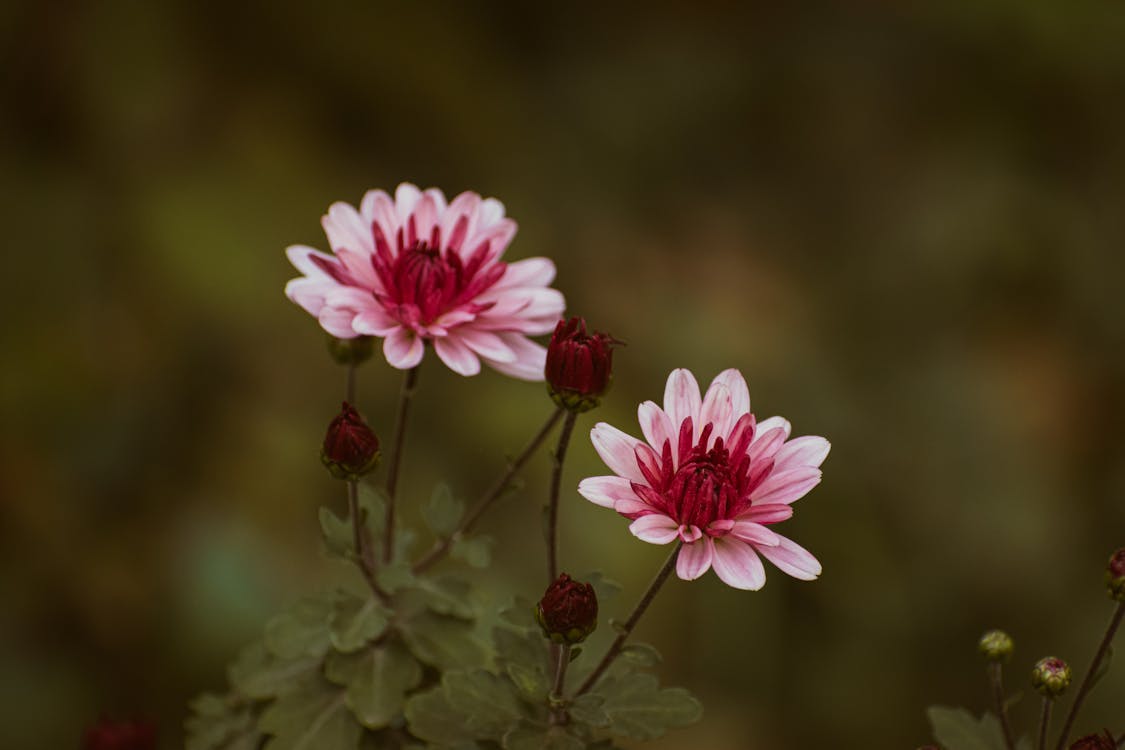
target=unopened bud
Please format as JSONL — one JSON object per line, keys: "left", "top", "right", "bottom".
{"left": 1031, "top": 656, "right": 1071, "bottom": 698}
{"left": 321, "top": 402, "right": 380, "bottom": 480}
{"left": 978, "top": 630, "right": 1014, "bottom": 662}
{"left": 535, "top": 573, "right": 598, "bottom": 644}
{"left": 1069, "top": 731, "right": 1116, "bottom": 750}
{"left": 545, "top": 317, "right": 619, "bottom": 413}
{"left": 1106, "top": 548, "right": 1125, "bottom": 602}
{"left": 83, "top": 717, "right": 156, "bottom": 750}
{"left": 326, "top": 334, "right": 375, "bottom": 366}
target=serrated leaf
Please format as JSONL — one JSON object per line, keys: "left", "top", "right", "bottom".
{"left": 265, "top": 597, "right": 333, "bottom": 659}
{"left": 926, "top": 706, "right": 1011, "bottom": 750}
{"left": 500, "top": 596, "right": 537, "bottom": 629}
{"left": 329, "top": 591, "right": 389, "bottom": 653}
{"left": 443, "top": 670, "right": 525, "bottom": 739}
{"left": 259, "top": 676, "right": 361, "bottom": 750}
{"left": 423, "top": 483, "right": 464, "bottom": 537}
{"left": 451, "top": 535, "right": 493, "bottom": 568}
{"left": 406, "top": 575, "right": 475, "bottom": 619}
{"left": 567, "top": 693, "right": 610, "bottom": 728}
{"left": 401, "top": 611, "right": 486, "bottom": 670}
{"left": 374, "top": 562, "right": 415, "bottom": 593}
{"left": 326, "top": 642, "right": 423, "bottom": 730}
{"left": 319, "top": 507, "right": 354, "bottom": 560}
{"left": 356, "top": 483, "right": 387, "bottom": 535}
{"left": 228, "top": 642, "right": 319, "bottom": 700}
{"left": 618, "top": 643, "right": 662, "bottom": 668}
{"left": 583, "top": 571, "right": 622, "bottom": 602}
{"left": 595, "top": 673, "right": 702, "bottom": 740}
{"left": 493, "top": 626, "right": 552, "bottom": 676}
{"left": 502, "top": 723, "right": 585, "bottom": 750}
{"left": 404, "top": 686, "right": 472, "bottom": 746}
{"left": 185, "top": 693, "right": 260, "bottom": 750}
{"left": 506, "top": 662, "right": 549, "bottom": 701}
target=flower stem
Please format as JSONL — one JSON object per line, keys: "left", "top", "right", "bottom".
{"left": 546, "top": 410, "right": 578, "bottom": 584}
{"left": 347, "top": 479, "right": 388, "bottom": 603}
{"left": 1038, "top": 698, "right": 1052, "bottom": 750}
{"left": 988, "top": 662, "right": 1017, "bottom": 750}
{"left": 383, "top": 365, "right": 419, "bottom": 564}
{"left": 413, "top": 406, "right": 565, "bottom": 574}
{"left": 1053, "top": 600, "right": 1125, "bottom": 750}
{"left": 549, "top": 644, "right": 571, "bottom": 725}
{"left": 574, "top": 543, "right": 681, "bottom": 697}
{"left": 346, "top": 362, "right": 356, "bottom": 404}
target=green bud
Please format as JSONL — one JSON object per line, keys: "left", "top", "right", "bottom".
{"left": 1031, "top": 656, "right": 1071, "bottom": 697}
{"left": 978, "top": 630, "right": 1014, "bottom": 662}
{"left": 1106, "top": 548, "right": 1125, "bottom": 602}
{"left": 327, "top": 335, "right": 374, "bottom": 366}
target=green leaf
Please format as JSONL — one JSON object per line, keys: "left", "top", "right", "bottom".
{"left": 451, "top": 535, "right": 493, "bottom": 569}
{"left": 423, "top": 483, "right": 464, "bottom": 537}
{"left": 329, "top": 591, "right": 390, "bottom": 653}
{"left": 265, "top": 596, "right": 333, "bottom": 659}
{"left": 595, "top": 673, "right": 703, "bottom": 740}
{"left": 326, "top": 642, "right": 423, "bottom": 730}
{"left": 926, "top": 706, "right": 1012, "bottom": 750}
{"left": 374, "top": 562, "right": 415, "bottom": 593}
{"left": 443, "top": 670, "right": 525, "bottom": 739}
{"left": 406, "top": 575, "right": 475, "bottom": 619}
{"left": 583, "top": 571, "right": 622, "bottom": 602}
{"left": 259, "top": 676, "right": 362, "bottom": 750}
{"left": 502, "top": 723, "right": 585, "bottom": 750}
{"left": 499, "top": 596, "right": 537, "bottom": 629}
{"left": 228, "top": 642, "right": 320, "bottom": 700}
{"left": 506, "top": 662, "right": 549, "bottom": 701}
{"left": 567, "top": 693, "right": 610, "bottom": 728}
{"left": 319, "top": 507, "right": 354, "bottom": 560}
{"left": 356, "top": 483, "right": 387, "bottom": 536}
{"left": 404, "top": 686, "right": 472, "bottom": 746}
{"left": 618, "top": 643, "right": 662, "bottom": 668}
{"left": 493, "top": 626, "right": 551, "bottom": 677}
{"left": 185, "top": 693, "right": 260, "bottom": 750}
{"left": 401, "top": 611, "right": 486, "bottom": 670}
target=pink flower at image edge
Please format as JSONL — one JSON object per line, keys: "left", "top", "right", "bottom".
{"left": 285, "top": 183, "right": 565, "bottom": 379}
{"left": 578, "top": 368, "right": 828, "bottom": 590}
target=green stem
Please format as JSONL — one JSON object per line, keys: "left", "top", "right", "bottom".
{"left": 383, "top": 365, "right": 419, "bottom": 564}
{"left": 413, "top": 406, "right": 565, "bottom": 573}
{"left": 1053, "top": 601, "right": 1125, "bottom": 750}
{"left": 574, "top": 544, "right": 681, "bottom": 696}
{"left": 549, "top": 644, "right": 571, "bottom": 725}
{"left": 1038, "top": 698, "right": 1052, "bottom": 750}
{"left": 987, "top": 662, "right": 1017, "bottom": 750}
{"left": 546, "top": 410, "right": 578, "bottom": 584}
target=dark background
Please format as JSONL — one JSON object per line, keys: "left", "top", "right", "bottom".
{"left": 3, "top": 2, "right": 1124, "bottom": 747}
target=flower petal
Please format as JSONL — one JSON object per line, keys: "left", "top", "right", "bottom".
{"left": 663, "top": 369, "right": 702, "bottom": 436}
{"left": 394, "top": 183, "right": 422, "bottom": 221}
{"left": 711, "top": 538, "right": 767, "bottom": 590}
{"left": 353, "top": 308, "right": 399, "bottom": 336}
{"left": 637, "top": 401, "right": 676, "bottom": 460}
{"left": 676, "top": 539, "right": 714, "bottom": 581}
{"left": 738, "top": 503, "right": 794, "bottom": 525}
{"left": 756, "top": 534, "right": 821, "bottom": 580}
{"left": 458, "top": 328, "right": 517, "bottom": 363}
{"left": 590, "top": 423, "right": 647, "bottom": 483}
{"left": 774, "top": 436, "right": 831, "bottom": 471}
{"left": 629, "top": 514, "right": 681, "bottom": 544}
{"left": 730, "top": 521, "right": 781, "bottom": 547}
{"left": 323, "top": 201, "right": 374, "bottom": 256}
{"left": 492, "top": 257, "right": 556, "bottom": 290}
{"left": 709, "top": 369, "right": 750, "bottom": 424}
{"left": 752, "top": 416, "right": 791, "bottom": 443}
{"left": 483, "top": 333, "right": 547, "bottom": 381}
{"left": 699, "top": 383, "right": 734, "bottom": 445}
{"left": 434, "top": 335, "right": 482, "bottom": 376}
{"left": 577, "top": 476, "right": 638, "bottom": 509}
{"left": 383, "top": 327, "right": 424, "bottom": 369}
{"left": 750, "top": 467, "right": 822, "bottom": 505}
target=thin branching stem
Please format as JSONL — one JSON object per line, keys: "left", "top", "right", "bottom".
{"left": 574, "top": 544, "right": 681, "bottom": 697}
{"left": 988, "top": 662, "right": 1017, "bottom": 750}
{"left": 546, "top": 410, "right": 578, "bottom": 584}
{"left": 549, "top": 644, "right": 571, "bottom": 725}
{"left": 383, "top": 365, "right": 419, "bottom": 564}
{"left": 347, "top": 479, "right": 389, "bottom": 603}
{"left": 1054, "top": 601, "right": 1125, "bottom": 750}
{"left": 412, "top": 406, "right": 565, "bottom": 573}
{"left": 1038, "top": 698, "right": 1053, "bottom": 750}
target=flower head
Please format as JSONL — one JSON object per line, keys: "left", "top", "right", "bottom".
{"left": 83, "top": 718, "right": 156, "bottom": 750}
{"left": 1107, "top": 547, "right": 1125, "bottom": 602}
{"left": 322, "top": 402, "right": 380, "bottom": 480}
{"left": 545, "top": 317, "right": 619, "bottom": 412}
{"left": 1031, "top": 656, "right": 1071, "bottom": 697}
{"left": 285, "top": 184, "right": 565, "bottom": 379}
{"left": 578, "top": 368, "right": 829, "bottom": 590}
{"left": 1069, "top": 732, "right": 1116, "bottom": 750}
{"left": 978, "top": 630, "right": 1014, "bottom": 662}
{"left": 536, "top": 573, "right": 598, "bottom": 644}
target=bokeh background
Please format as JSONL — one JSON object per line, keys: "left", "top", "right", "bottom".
{"left": 3, "top": 2, "right": 1125, "bottom": 747}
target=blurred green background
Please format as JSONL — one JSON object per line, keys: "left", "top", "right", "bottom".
{"left": 3, "top": 1, "right": 1124, "bottom": 747}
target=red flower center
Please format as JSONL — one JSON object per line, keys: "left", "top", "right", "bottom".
{"left": 371, "top": 216, "right": 506, "bottom": 328}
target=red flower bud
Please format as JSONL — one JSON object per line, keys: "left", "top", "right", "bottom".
{"left": 536, "top": 573, "right": 598, "bottom": 644}
{"left": 321, "top": 402, "right": 380, "bottom": 480}
{"left": 1107, "top": 548, "right": 1125, "bottom": 602}
{"left": 1031, "top": 656, "right": 1071, "bottom": 697}
{"left": 82, "top": 718, "right": 156, "bottom": 750}
{"left": 545, "top": 317, "right": 619, "bottom": 413}
{"left": 1069, "top": 731, "right": 1116, "bottom": 750}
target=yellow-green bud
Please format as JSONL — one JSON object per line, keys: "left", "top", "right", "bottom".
{"left": 978, "top": 630, "right": 1014, "bottom": 662}
{"left": 1031, "top": 656, "right": 1071, "bottom": 697}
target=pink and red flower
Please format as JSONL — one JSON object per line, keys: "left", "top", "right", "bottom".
{"left": 578, "top": 368, "right": 828, "bottom": 590}
{"left": 285, "top": 184, "right": 565, "bottom": 379}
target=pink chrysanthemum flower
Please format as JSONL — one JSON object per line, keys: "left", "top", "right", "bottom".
{"left": 285, "top": 183, "right": 565, "bottom": 379}
{"left": 578, "top": 368, "right": 829, "bottom": 590}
